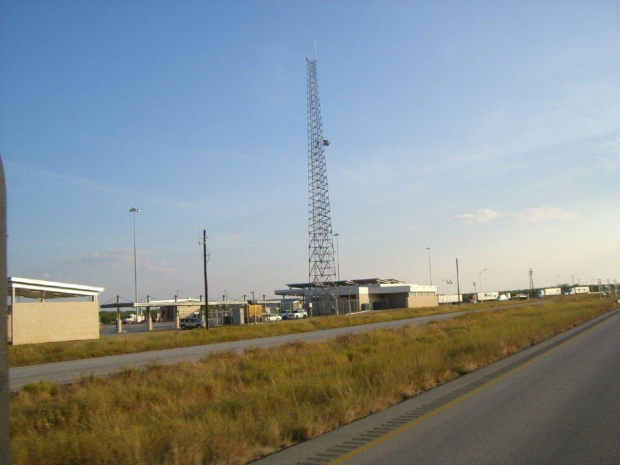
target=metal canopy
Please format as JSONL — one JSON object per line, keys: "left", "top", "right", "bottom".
{"left": 8, "top": 277, "right": 104, "bottom": 300}
{"left": 134, "top": 299, "right": 204, "bottom": 308}
{"left": 100, "top": 298, "right": 249, "bottom": 309}
{"left": 285, "top": 278, "right": 405, "bottom": 289}
{"left": 99, "top": 302, "right": 135, "bottom": 309}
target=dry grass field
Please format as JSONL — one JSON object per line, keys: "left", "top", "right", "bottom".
{"left": 10, "top": 296, "right": 615, "bottom": 465}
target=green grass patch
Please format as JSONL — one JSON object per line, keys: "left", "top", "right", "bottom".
{"left": 10, "top": 296, "right": 616, "bottom": 465}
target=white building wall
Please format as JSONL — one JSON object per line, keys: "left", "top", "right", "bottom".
{"left": 10, "top": 301, "right": 100, "bottom": 345}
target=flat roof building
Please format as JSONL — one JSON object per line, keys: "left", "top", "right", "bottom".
{"left": 7, "top": 277, "right": 104, "bottom": 345}
{"left": 275, "top": 278, "right": 437, "bottom": 315}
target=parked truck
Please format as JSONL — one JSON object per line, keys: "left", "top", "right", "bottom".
{"left": 536, "top": 287, "right": 562, "bottom": 298}
{"left": 567, "top": 286, "right": 589, "bottom": 295}
{"left": 475, "top": 291, "right": 499, "bottom": 302}
{"left": 121, "top": 313, "right": 145, "bottom": 324}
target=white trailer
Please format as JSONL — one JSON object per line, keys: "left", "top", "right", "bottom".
{"left": 438, "top": 294, "right": 463, "bottom": 305}
{"left": 536, "top": 287, "right": 562, "bottom": 298}
{"left": 568, "top": 286, "right": 589, "bottom": 295}
{"left": 477, "top": 291, "right": 499, "bottom": 302}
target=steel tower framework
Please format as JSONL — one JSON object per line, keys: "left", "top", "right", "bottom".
{"left": 306, "top": 56, "right": 337, "bottom": 315}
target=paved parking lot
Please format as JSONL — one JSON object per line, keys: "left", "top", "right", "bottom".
{"left": 99, "top": 319, "right": 275, "bottom": 337}
{"left": 100, "top": 322, "right": 176, "bottom": 337}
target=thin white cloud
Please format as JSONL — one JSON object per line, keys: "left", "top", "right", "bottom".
{"left": 74, "top": 248, "right": 134, "bottom": 267}
{"left": 68, "top": 248, "right": 175, "bottom": 275}
{"left": 456, "top": 207, "right": 577, "bottom": 223}
{"left": 6, "top": 161, "right": 204, "bottom": 209}
{"left": 6, "top": 162, "right": 118, "bottom": 194}
{"left": 510, "top": 207, "right": 577, "bottom": 222}
{"left": 454, "top": 209, "right": 501, "bottom": 222}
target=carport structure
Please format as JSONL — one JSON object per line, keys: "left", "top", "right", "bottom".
{"left": 101, "top": 297, "right": 207, "bottom": 331}
{"left": 133, "top": 298, "right": 249, "bottom": 329}
{"left": 7, "top": 277, "right": 104, "bottom": 345}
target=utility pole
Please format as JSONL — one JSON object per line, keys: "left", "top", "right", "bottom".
{"left": 202, "top": 230, "right": 209, "bottom": 330}
{"left": 0, "top": 155, "right": 9, "bottom": 464}
{"left": 252, "top": 291, "right": 256, "bottom": 324}
{"left": 529, "top": 268, "right": 534, "bottom": 299}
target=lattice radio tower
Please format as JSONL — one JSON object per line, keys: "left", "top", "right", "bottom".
{"left": 306, "top": 54, "right": 337, "bottom": 315}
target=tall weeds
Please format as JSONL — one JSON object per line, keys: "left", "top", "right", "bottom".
{"left": 10, "top": 297, "right": 615, "bottom": 465}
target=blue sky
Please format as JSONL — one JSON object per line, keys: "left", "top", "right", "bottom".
{"left": 1, "top": 1, "right": 618, "bottom": 304}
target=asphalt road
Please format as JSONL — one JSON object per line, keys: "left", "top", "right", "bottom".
{"left": 252, "top": 309, "right": 620, "bottom": 465}
{"left": 10, "top": 310, "right": 469, "bottom": 391}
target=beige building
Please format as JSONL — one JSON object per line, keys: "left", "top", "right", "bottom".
{"left": 275, "top": 278, "right": 438, "bottom": 315}
{"left": 7, "top": 277, "right": 104, "bottom": 345}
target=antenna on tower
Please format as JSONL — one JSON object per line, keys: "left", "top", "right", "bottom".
{"left": 314, "top": 37, "right": 317, "bottom": 60}
{"left": 306, "top": 51, "right": 337, "bottom": 316}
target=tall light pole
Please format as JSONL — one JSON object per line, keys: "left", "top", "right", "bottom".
{"left": 426, "top": 247, "right": 433, "bottom": 286}
{"left": 202, "top": 229, "right": 209, "bottom": 330}
{"left": 479, "top": 269, "right": 487, "bottom": 294}
{"left": 129, "top": 207, "right": 140, "bottom": 310}
{"left": 455, "top": 258, "right": 461, "bottom": 306}
{"left": 334, "top": 233, "right": 341, "bottom": 281}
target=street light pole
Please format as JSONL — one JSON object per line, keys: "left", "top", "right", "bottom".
{"left": 334, "top": 233, "right": 341, "bottom": 281}
{"left": 129, "top": 207, "right": 140, "bottom": 312}
{"left": 455, "top": 258, "right": 461, "bottom": 306}
{"left": 479, "top": 269, "right": 487, "bottom": 294}
{"left": 426, "top": 247, "right": 433, "bottom": 286}
{"left": 202, "top": 230, "right": 209, "bottom": 330}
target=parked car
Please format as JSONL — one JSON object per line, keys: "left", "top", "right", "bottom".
{"left": 283, "top": 310, "right": 307, "bottom": 320}
{"left": 180, "top": 317, "right": 205, "bottom": 329}
{"left": 264, "top": 313, "right": 282, "bottom": 322}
